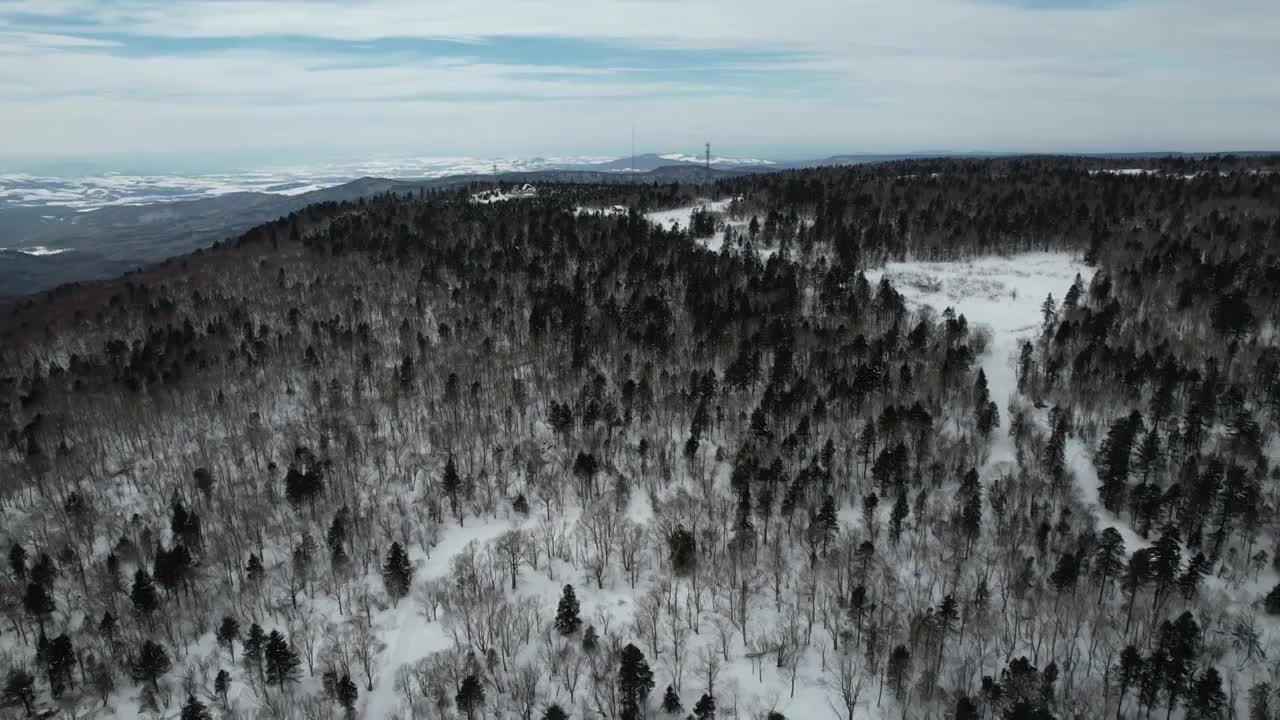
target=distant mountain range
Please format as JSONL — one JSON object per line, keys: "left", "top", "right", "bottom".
{"left": 3, "top": 149, "right": 1276, "bottom": 301}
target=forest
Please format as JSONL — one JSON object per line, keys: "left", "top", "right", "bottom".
{"left": 1, "top": 156, "right": 1279, "bottom": 720}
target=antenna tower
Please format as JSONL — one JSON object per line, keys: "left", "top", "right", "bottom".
{"left": 705, "top": 142, "right": 711, "bottom": 185}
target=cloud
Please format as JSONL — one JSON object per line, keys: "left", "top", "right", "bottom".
{"left": 0, "top": 0, "right": 1277, "bottom": 159}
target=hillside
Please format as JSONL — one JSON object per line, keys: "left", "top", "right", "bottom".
{"left": 1, "top": 157, "right": 1279, "bottom": 720}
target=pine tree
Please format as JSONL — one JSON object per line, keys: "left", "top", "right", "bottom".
{"left": 582, "top": 624, "right": 599, "bottom": 653}
{"left": 2, "top": 670, "right": 35, "bottom": 715}
{"left": 382, "top": 542, "right": 413, "bottom": 605}
{"left": 246, "top": 553, "right": 264, "bottom": 584}
{"left": 181, "top": 693, "right": 212, "bottom": 720}
{"left": 243, "top": 623, "right": 267, "bottom": 683}
{"left": 131, "top": 639, "right": 172, "bottom": 692}
{"left": 1097, "top": 411, "right": 1143, "bottom": 513}
{"left": 456, "top": 674, "right": 486, "bottom": 720}
{"left": 543, "top": 704, "right": 570, "bottom": 720}
{"left": 442, "top": 455, "right": 463, "bottom": 517}
{"left": 264, "top": 630, "right": 301, "bottom": 691}
{"left": 131, "top": 568, "right": 159, "bottom": 620}
{"left": 886, "top": 644, "right": 912, "bottom": 699}
{"left": 693, "top": 693, "right": 716, "bottom": 719}
{"left": 662, "top": 685, "right": 683, "bottom": 714}
{"left": 8, "top": 543, "right": 26, "bottom": 583}
{"left": 555, "top": 584, "right": 582, "bottom": 634}
{"left": 214, "top": 669, "right": 231, "bottom": 707}
{"left": 46, "top": 633, "right": 75, "bottom": 697}
{"left": 1187, "top": 667, "right": 1227, "bottom": 720}
{"left": 1092, "top": 527, "right": 1127, "bottom": 605}
{"left": 888, "top": 490, "right": 909, "bottom": 545}
{"left": 216, "top": 616, "right": 241, "bottom": 660}
{"left": 955, "top": 695, "right": 979, "bottom": 720}
{"left": 336, "top": 673, "right": 359, "bottom": 716}
{"left": 1114, "top": 646, "right": 1144, "bottom": 720}
{"left": 618, "top": 643, "right": 656, "bottom": 720}
{"left": 22, "top": 581, "right": 54, "bottom": 634}
{"left": 1265, "top": 583, "right": 1280, "bottom": 615}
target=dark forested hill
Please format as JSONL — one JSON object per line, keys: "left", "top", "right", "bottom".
{"left": 1, "top": 156, "right": 1278, "bottom": 720}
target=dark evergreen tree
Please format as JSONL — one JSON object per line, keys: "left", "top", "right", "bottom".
{"left": 555, "top": 584, "right": 582, "bottom": 634}
{"left": 246, "top": 553, "right": 264, "bottom": 584}
{"left": 1097, "top": 411, "right": 1143, "bottom": 513}
{"left": 662, "top": 684, "right": 682, "bottom": 714}
{"left": 886, "top": 644, "right": 912, "bottom": 700}
{"left": 2, "top": 670, "right": 35, "bottom": 716}
{"left": 243, "top": 623, "right": 267, "bottom": 682}
{"left": 22, "top": 581, "right": 54, "bottom": 634}
{"left": 215, "top": 669, "right": 231, "bottom": 707}
{"left": 336, "top": 673, "right": 359, "bottom": 716}
{"left": 442, "top": 455, "right": 463, "bottom": 517}
{"left": 888, "top": 490, "right": 909, "bottom": 545}
{"left": 181, "top": 693, "right": 212, "bottom": 720}
{"left": 46, "top": 633, "right": 75, "bottom": 697}
{"left": 1187, "top": 667, "right": 1227, "bottom": 720}
{"left": 955, "top": 695, "right": 979, "bottom": 720}
{"left": 618, "top": 643, "right": 656, "bottom": 720}
{"left": 1265, "top": 583, "right": 1280, "bottom": 615}
{"left": 1092, "top": 527, "right": 1127, "bottom": 605}
{"left": 382, "top": 542, "right": 413, "bottom": 605}
{"left": 8, "top": 543, "right": 26, "bottom": 583}
{"left": 131, "top": 639, "right": 172, "bottom": 692}
{"left": 582, "top": 624, "right": 599, "bottom": 653}
{"left": 693, "top": 693, "right": 716, "bottom": 719}
{"left": 543, "top": 704, "right": 570, "bottom": 720}
{"left": 216, "top": 616, "right": 241, "bottom": 660}
{"left": 131, "top": 567, "right": 159, "bottom": 621}
{"left": 456, "top": 674, "right": 486, "bottom": 720}
{"left": 1114, "top": 646, "right": 1144, "bottom": 720}
{"left": 264, "top": 629, "right": 301, "bottom": 691}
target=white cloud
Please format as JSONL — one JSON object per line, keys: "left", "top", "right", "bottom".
{"left": 1, "top": 0, "right": 1277, "bottom": 157}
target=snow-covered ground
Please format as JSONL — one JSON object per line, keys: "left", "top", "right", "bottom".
{"left": 644, "top": 197, "right": 757, "bottom": 254}
{"left": 865, "top": 254, "right": 1100, "bottom": 491}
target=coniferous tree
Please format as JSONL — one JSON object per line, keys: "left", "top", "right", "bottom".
{"left": 132, "top": 639, "right": 172, "bottom": 692}
{"left": 131, "top": 568, "right": 159, "bottom": 620}
{"left": 243, "top": 623, "right": 267, "bottom": 683}
{"left": 1092, "top": 527, "right": 1127, "bottom": 605}
{"left": 442, "top": 455, "right": 463, "bottom": 518}
{"left": 336, "top": 674, "right": 359, "bottom": 716}
{"left": 246, "top": 553, "right": 264, "bottom": 584}
{"left": 46, "top": 633, "right": 75, "bottom": 697}
{"left": 22, "top": 581, "right": 54, "bottom": 635}
{"left": 543, "top": 704, "right": 569, "bottom": 720}
{"left": 2, "top": 670, "right": 35, "bottom": 716}
{"left": 456, "top": 674, "right": 486, "bottom": 720}
{"left": 8, "top": 543, "right": 26, "bottom": 583}
{"left": 618, "top": 643, "right": 655, "bottom": 720}
{"left": 662, "top": 685, "right": 682, "bottom": 714}
{"left": 181, "top": 693, "right": 212, "bottom": 720}
{"left": 1114, "top": 646, "right": 1144, "bottom": 720}
{"left": 382, "top": 542, "right": 413, "bottom": 605}
{"left": 555, "top": 584, "right": 582, "bottom": 634}
{"left": 216, "top": 616, "right": 241, "bottom": 660}
{"left": 886, "top": 644, "right": 912, "bottom": 700}
{"left": 693, "top": 693, "right": 716, "bottom": 719}
{"left": 1098, "top": 411, "right": 1143, "bottom": 513}
{"left": 582, "top": 625, "right": 599, "bottom": 653}
{"left": 214, "top": 670, "right": 231, "bottom": 708}
{"left": 1187, "top": 667, "right": 1227, "bottom": 720}
{"left": 264, "top": 630, "right": 302, "bottom": 691}
{"left": 955, "top": 695, "right": 979, "bottom": 720}
{"left": 888, "top": 490, "right": 910, "bottom": 545}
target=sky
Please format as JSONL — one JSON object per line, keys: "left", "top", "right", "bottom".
{"left": 1, "top": 0, "right": 1278, "bottom": 168}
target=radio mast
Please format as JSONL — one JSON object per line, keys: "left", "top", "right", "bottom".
{"left": 705, "top": 142, "right": 711, "bottom": 185}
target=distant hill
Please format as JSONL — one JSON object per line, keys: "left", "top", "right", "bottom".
{"left": 0, "top": 164, "right": 747, "bottom": 300}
